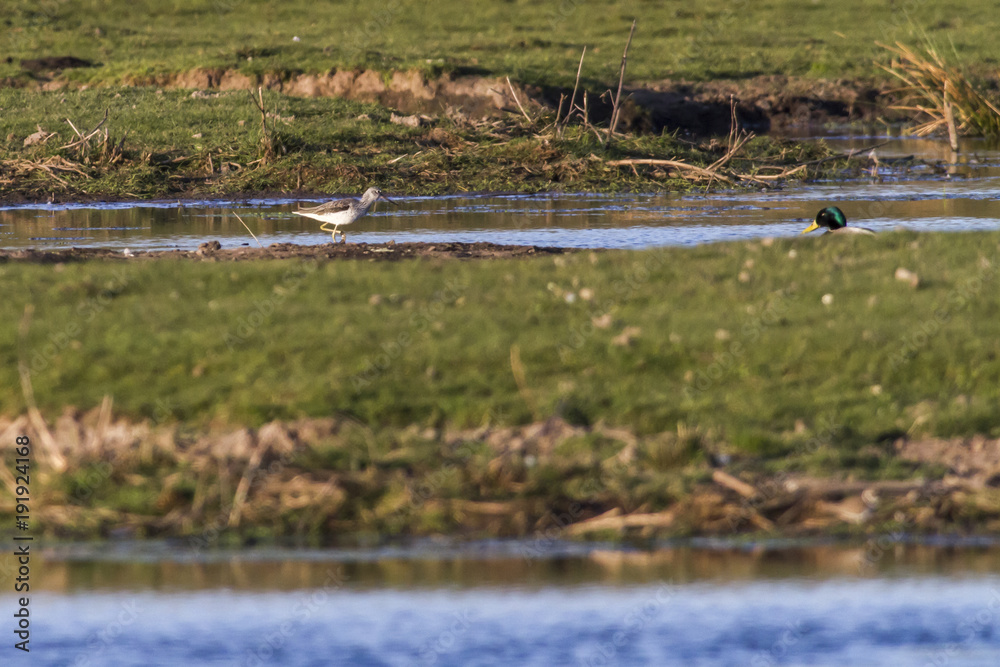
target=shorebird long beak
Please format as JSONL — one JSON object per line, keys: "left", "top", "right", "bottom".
{"left": 379, "top": 194, "right": 398, "bottom": 206}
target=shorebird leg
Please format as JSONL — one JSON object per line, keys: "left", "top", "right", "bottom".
{"left": 320, "top": 222, "right": 342, "bottom": 243}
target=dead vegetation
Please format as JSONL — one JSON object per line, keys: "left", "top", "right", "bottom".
{"left": 247, "top": 86, "right": 285, "bottom": 165}
{"left": 2, "top": 407, "right": 999, "bottom": 542}
{"left": 487, "top": 22, "right": 822, "bottom": 189}
{"left": 61, "top": 109, "right": 129, "bottom": 164}
{"left": 878, "top": 40, "right": 1000, "bottom": 148}
{"left": 0, "top": 155, "right": 89, "bottom": 187}
{"left": 0, "top": 108, "right": 134, "bottom": 190}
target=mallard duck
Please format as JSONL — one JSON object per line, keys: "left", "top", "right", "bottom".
{"left": 800, "top": 207, "right": 874, "bottom": 235}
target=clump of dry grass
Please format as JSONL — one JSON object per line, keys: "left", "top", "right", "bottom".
{"left": 877, "top": 40, "right": 1000, "bottom": 142}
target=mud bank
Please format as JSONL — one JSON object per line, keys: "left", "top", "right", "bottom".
{"left": 0, "top": 241, "right": 578, "bottom": 263}
{"left": 16, "top": 65, "right": 892, "bottom": 135}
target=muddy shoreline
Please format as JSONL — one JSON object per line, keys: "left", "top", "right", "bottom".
{"left": 0, "top": 241, "right": 580, "bottom": 263}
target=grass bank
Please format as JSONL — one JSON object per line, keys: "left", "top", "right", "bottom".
{"left": 1, "top": 231, "right": 999, "bottom": 541}
{"left": 0, "top": 87, "right": 827, "bottom": 200}
{"left": 3, "top": 232, "right": 998, "bottom": 442}
{"left": 4, "top": 2, "right": 998, "bottom": 201}
{"left": 3, "top": 1, "right": 998, "bottom": 85}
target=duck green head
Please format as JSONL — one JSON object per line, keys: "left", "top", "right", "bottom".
{"left": 801, "top": 206, "right": 847, "bottom": 234}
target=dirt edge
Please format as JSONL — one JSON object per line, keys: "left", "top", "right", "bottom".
{"left": 0, "top": 241, "right": 580, "bottom": 263}
{"left": 10, "top": 67, "right": 896, "bottom": 135}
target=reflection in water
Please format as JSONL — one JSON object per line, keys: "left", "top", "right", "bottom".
{"left": 7, "top": 540, "right": 1000, "bottom": 592}
{"left": 3, "top": 543, "right": 1000, "bottom": 666}
{"left": 2, "top": 135, "right": 1000, "bottom": 250}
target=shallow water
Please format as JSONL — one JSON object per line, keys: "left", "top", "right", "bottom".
{"left": 5, "top": 541, "right": 1000, "bottom": 666}
{"left": 3, "top": 134, "right": 1000, "bottom": 251}
{"left": 24, "top": 579, "right": 1000, "bottom": 666}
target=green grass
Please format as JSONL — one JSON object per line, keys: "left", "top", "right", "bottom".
{"left": 2, "top": 232, "right": 998, "bottom": 450}
{"left": 0, "top": 87, "right": 826, "bottom": 199}
{"left": 3, "top": 1, "right": 999, "bottom": 85}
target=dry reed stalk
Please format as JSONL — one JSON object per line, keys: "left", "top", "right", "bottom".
{"left": 553, "top": 92, "right": 566, "bottom": 130}
{"left": 61, "top": 109, "right": 109, "bottom": 154}
{"left": 708, "top": 132, "right": 755, "bottom": 173}
{"left": 509, "top": 344, "right": 538, "bottom": 421}
{"left": 249, "top": 86, "right": 279, "bottom": 163}
{"left": 505, "top": 76, "right": 533, "bottom": 124}
{"left": 560, "top": 46, "right": 588, "bottom": 134}
{"left": 606, "top": 158, "right": 735, "bottom": 185}
{"left": 84, "top": 395, "right": 114, "bottom": 455}
{"left": 232, "top": 211, "right": 264, "bottom": 248}
{"left": 605, "top": 19, "right": 637, "bottom": 147}
{"left": 943, "top": 81, "right": 959, "bottom": 151}
{"left": 709, "top": 97, "right": 755, "bottom": 172}
{"left": 877, "top": 40, "right": 1000, "bottom": 140}
{"left": 562, "top": 508, "right": 678, "bottom": 536}
{"left": 735, "top": 164, "right": 808, "bottom": 182}
{"left": 228, "top": 442, "right": 265, "bottom": 528}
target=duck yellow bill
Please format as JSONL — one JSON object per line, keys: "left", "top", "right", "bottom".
{"left": 800, "top": 221, "right": 821, "bottom": 234}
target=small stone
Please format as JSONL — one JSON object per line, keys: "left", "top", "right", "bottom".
{"left": 390, "top": 112, "right": 422, "bottom": 127}
{"left": 23, "top": 128, "right": 53, "bottom": 147}
{"left": 714, "top": 328, "right": 731, "bottom": 341}
{"left": 591, "top": 313, "right": 613, "bottom": 329}
{"left": 612, "top": 326, "right": 641, "bottom": 347}
{"left": 894, "top": 267, "right": 919, "bottom": 288}
{"left": 788, "top": 249, "right": 798, "bottom": 259}
{"left": 579, "top": 288, "right": 594, "bottom": 301}
{"left": 821, "top": 293, "right": 834, "bottom": 306}
{"left": 870, "top": 385, "right": 883, "bottom": 395}
{"left": 197, "top": 240, "right": 222, "bottom": 255}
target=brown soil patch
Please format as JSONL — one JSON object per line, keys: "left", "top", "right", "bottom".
{"left": 896, "top": 436, "right": 1000, "bottom": 488}
{"left": 625, "top": 76, "right": 887, "bottom": 134}
{"left": 0, "top": 241, "right": 578, "bottom": 264}
{"left": 11, "top": 62, "right": 894, "bottom": 135}
{"left": 19, "top": 56, "right": 96, "bottom": 74}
